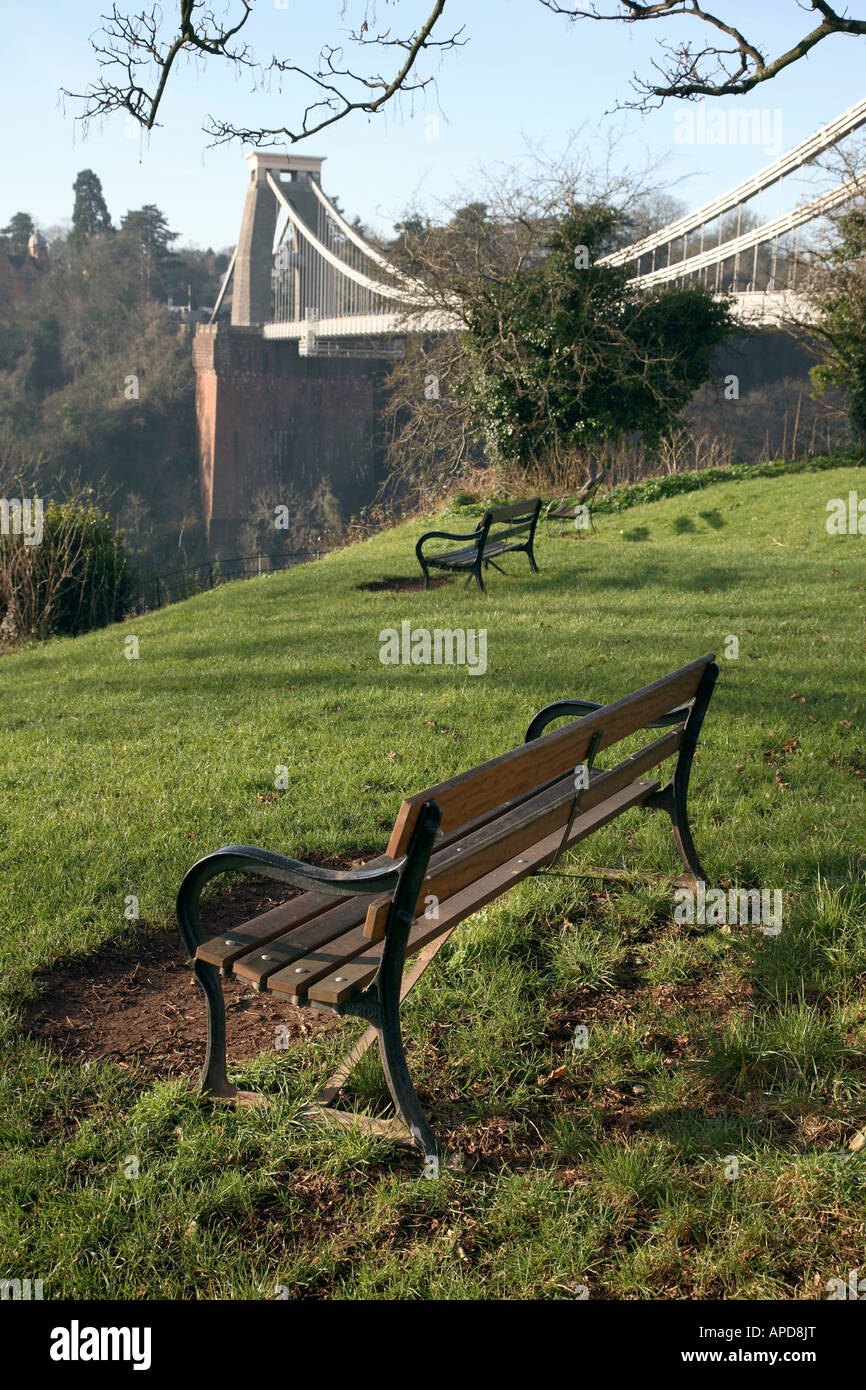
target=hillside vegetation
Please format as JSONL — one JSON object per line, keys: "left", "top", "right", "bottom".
{"left": 1, "top": 465, "right": 864, "bottom": 1299}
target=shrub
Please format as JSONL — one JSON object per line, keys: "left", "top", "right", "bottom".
{"left": 591, "top": 451, "right": 865, "bottom": 516}
{"left": 0, "top": 498, "right": 135, "bottom": 643}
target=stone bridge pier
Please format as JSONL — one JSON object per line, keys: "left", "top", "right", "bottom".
{"left": 194, "top": 152, "right": 392, "bottom": 551}
{"left": 193, "top": 324, "right": 389, "bottom": 552}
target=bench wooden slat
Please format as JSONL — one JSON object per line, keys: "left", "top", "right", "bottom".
{"left": 485, "top": 499, "right": 541, "bottom": 523}
{"left": 426, "top": 546, "right": 477, "bottom": 566}
{"left": 231, "top": 732, "right": 680, "bottom": 991}
{"left": 221, "top": 760, "right": 576, "bottom": 982}
{"left": 221, "top": 769, "right": 606, "bottom": 979}
{"left": 365, "top": 725, "right": 682, "bottom": 941}
{"left": 481, "top": 524, "right": 535, "bottom": 546}
{"left": 230, "top": 895, "right": 371, "bottom": 987}
{"left": 385, "top": 655, "right": 709, "bottom": 857}
{"left": 195, "top": 891, "right": 339, "bottom": 969}
{"left": 429, "top": 540, "right": 523, "bottom": 567}
{"left": 194, "top": 765, "right": 577, "bottom": 974}
{"left": 265, "top": 921, "right": 383, "bottom": 999}
{"left": 308, "top": 778, "right": 661, "bottom": 1007}
{"left": 427, "top": 537, "right": 534, "bottom": 568}
{"left": 195, "top": 725, "right": 683, "bottom": 979}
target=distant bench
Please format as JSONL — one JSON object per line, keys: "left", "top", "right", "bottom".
{"left": 545, "top": 467, "right": 606, "bottom": 536}
{"left": 415, "top": 499, "right": 542, "bottom": 592}
{"left": 177, "top": 654, "right": 719, "bottom": 1162}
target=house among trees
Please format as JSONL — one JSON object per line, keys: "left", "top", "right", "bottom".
{"left": 0, "top": 227, "right": 48, "bottom": 307}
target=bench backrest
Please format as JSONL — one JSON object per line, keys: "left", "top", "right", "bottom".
{"left": 550, "top": 474, "right": 606, "bottom": 520}
{"left": 575, "top": 473, "right": 604, "bottom": 506}
{"left": 481, "top": 498, "right": 541, "bottom": 546}
{"left": 364, "top": 654, "right": 715, "bottom": 940}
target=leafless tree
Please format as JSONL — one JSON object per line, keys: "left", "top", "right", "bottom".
{"left": 0, "top": 477, "right": 108, "bottom": 643}
{"left": 65, "top": 1, "right": 465, "bottom": 145}
{"left": 540, "top": 2, "right": 866, "bottom": 104}
{"left": 778, "top": 139, "right": 866, "bottom": 437}
{"left": 66, "top": 2, "right": 866, "bottom": 147}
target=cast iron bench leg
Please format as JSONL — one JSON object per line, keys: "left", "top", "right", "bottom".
{"left": 377, "top": 983, "right": 440, "bottom": 1161}
{"left": 416, "top": 542, "right": 431, "bottom": 590}
{"left": 194, "top": 957, "right": 239, "bottom": 1100}
{"left": 648, "top": 662, "right": 719, "bottom": 884}
{"left": 177, "top": 863, "right": 240, "bottom": 1099}
{"left": 371, "top": 801, "right": 443, "bottom": 1160}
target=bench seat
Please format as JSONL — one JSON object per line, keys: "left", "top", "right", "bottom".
{"left": 196, "top": 773, "right": 661, "bottom": 1008}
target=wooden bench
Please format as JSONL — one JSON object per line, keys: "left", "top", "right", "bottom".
{"left": 545, "top": 467, "right": 607, "bottom": 536}
{"left": 415, "top": 498, "right": 542, "bottom": 592}
{"left": 177, "top": 654, "right": 719, "bottom": 1162}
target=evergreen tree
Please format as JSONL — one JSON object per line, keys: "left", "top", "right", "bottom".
{"left": 1, "top": 212, "right": 36, "bottom": 254}
{"left": 119, "top": 205, "right": 180, "bottom": 299}
{"left": 70, "top": 170, "right": 113, "bottom": 250}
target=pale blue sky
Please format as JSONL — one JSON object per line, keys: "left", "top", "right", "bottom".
{"left": 2, "top": 1, "right": 864, "bottom": 249}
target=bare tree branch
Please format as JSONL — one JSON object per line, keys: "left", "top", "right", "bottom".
{"left": 63, "top": 3, "right": 257, "bottom": 131}
{"left": 64, "top": 0, "right": 464, "bottom": 146}
{"left": 66, "top": 1, "right": 866, "bottom": 144}
{"left": 539, "top": 0, "right": 866, "bottom": 104}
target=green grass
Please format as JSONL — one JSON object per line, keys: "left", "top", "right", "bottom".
{"left": 1, "top": 463, "right": 865, "bottom": 1299}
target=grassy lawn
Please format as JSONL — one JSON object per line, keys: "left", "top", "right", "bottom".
{"left": 1, "top": 463, "right": 864, "bottom": 1299}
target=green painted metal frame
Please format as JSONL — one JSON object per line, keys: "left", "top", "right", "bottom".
{"left": 524, "top": 661, "right": 720, "bottom": 884}
{"left": 642, "top": 661, "right": 720, "bottom": 884}
{"left": 176, "top": 806, "right": 444, "bottom": 1157}
{"left": 416, "top": 499, "right": 542, "bottom": 593}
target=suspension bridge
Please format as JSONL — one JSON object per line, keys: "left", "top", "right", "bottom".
{"left": 211, "top": 95, "right": 866, "bottom": 353}
{"left": 194, "top": 97, "right": 866, "bottom": 549}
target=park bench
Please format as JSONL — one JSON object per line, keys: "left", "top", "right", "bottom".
{"left": 545, "top": 466, "right": 607, "bottom": 537}
{"left": 177, "top": 654, "right": 719, "bottom": 1162}
{"left": 415, "top": 498, "right": 542, "bottom": 592}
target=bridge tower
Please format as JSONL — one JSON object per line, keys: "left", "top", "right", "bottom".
{"left": 194, "top": 152, "right": 393, "bottom": 553}
{"left": 231, "top": 153, "right": 323, "bottom": 327}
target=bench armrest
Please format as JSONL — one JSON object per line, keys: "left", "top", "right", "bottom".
{"left": 525, "top": 699, "right": 692, "bottom": 743}
{"left": 417, "top": 525, "right": 484, "bottom": 548}
{"left": 177, "top": 844, "right": 404, "bottom": 956}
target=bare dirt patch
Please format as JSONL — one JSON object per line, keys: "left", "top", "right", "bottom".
{"left": 24, "top": 878, "right": 340, "bottom": 1081}
{"left": 355, "top": 575, "right": 448, "bottom": 592}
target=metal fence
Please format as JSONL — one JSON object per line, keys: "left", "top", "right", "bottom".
{"left": 131, "top": 549, "right": 327, "bottom": 616}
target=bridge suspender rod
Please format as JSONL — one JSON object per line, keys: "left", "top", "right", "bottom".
{"left": 209, "top": 246, "right": 237, "bottom": 323}
{"left": 631, "top": 177, "right": 861, "bottom": 289}
{"left": 309, "top": 178, "right": 432, "bottom": 298}
{"left": 266, "top": 174, "right": 427, "bottom": 308}
{"left": 601, "top": 94, "right": 866, "bottom": 268}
